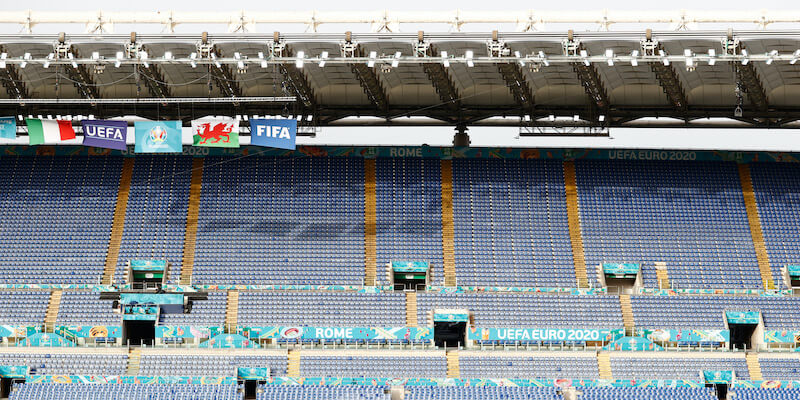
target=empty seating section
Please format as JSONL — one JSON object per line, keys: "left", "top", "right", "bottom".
{"left": 749, "top": 163, "right": 800, "bottom": 288}
{"left": 416, "top": 293, "right": 622, "bottom": 328}
{"left": 459, "top": 356, "right": 599, "bottom": 379}
{"left": 192, "top": 157, "right": 365, "bottom": 285}
{"left": 0, "top": 291, "right": 50, "bottom": 325}
{"left": 404, "top": 387, "right": 562, "bottom": 400}
{"left": 299, "top": 355, "right": 447, "bottom": 378}
{"left": 580, "top": 387, "right": 717, "bottom": 400}
{"left": 452, "top": 159, "right": 575, "bottom": 287}
{"left": 9, "top": 383, "right": 241, "bottom": 400}
{"left": 116, "top": 156, "right": 192, "bottom": 284}
{"left": 610, "top": 357, "right": 749, "bottom": 380}
{"left": 0, "top": 353, "right": 127, "bottom": 375}
{"left": 160, "top": 292, "right": 227, "bottom": 326}
{"left": 56, "top": 290, "right": 118, "bottom": 325}
{"left": 257, "top": 386, "right": 389, "bottom": 400}
{"left": 631, "top": 295, "right": 800, "bottom": 329}
{"left": 138, "top": 354, "right": 287, "bottom": 377}
{"left": 238, "top": 292, "right": 405, "bottom": 326}
{"left": 758, "top": 357, "right": 800, "bottom": 380}
{"left": 375, "top": 159, "right": 444, "bottom": 285}
{"left": 732, "top": 388, "right": 800, "bottom": 400}
{"left": 0, "top": 156, "right": 121, "bottom": 284}
{"left": 575, "top": 160, "right": 760, "bottom": 288}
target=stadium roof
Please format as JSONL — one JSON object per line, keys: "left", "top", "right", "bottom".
{"left": 0, "top": 27, "right": 799, "bottom": 130}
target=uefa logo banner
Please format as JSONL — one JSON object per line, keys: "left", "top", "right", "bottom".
{"left": 191, "top": 119, "right": 240, "bottom": 148}
{"left": 249, "top": 119, "right": 297, "bottom": 150}
{"left": 134, "top": 121, "right": 183, "bottom": 153}
{"left": 81, "top": 120, "right": 128, "bottom": 151}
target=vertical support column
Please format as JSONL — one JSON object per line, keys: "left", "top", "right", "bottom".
{"left": 564, "top": 161, "right": 589, "bottom": 288}
{"left": 103, "top": 158, "right": 134, "bottom": 284}
{"left": 180, "top": 158, "right": 204, "bottom": 285}
{"left": 364, "top": 159, "right": 377, "bottom": 286}
{"left": 440, "top": 160, "right": 457, "bottom": 286}
{"left": 738, "top": 164, "right": 775, "bottom": 290}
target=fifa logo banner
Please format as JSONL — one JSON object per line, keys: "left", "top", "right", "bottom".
{"left": 81, "top": 120, "right": 128, "bottom": 150}
{"left": 134, "top": 121, "right": 182, "bottom": 153}
{"left": 249, "top": 119, "right": 296, "bottom": 150}
{"left": 191, "top": 119, "right": 239, "bottom": 148}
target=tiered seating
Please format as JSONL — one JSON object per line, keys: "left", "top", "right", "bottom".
{"left": 405, "top": 386, "right": 562, "bottom": 400}
{"left": 0, "top": 156, "right": 122, "bottom": 283}
{"left": 451, "top": 159, "right": 575, "bottom": 287}
{"left": 459, "top": 355, "right": 599, "bottom": 379}
{"left": 257, "top": 386, "right": 389, "bottom": 400}
{"left": 0, "top": 290, "right": 50, "bottom": 325}
{"left": 732, "top": 388, "right": 800, "bottom": 400}
{"left": 116, "top": 156, "right": 192, "bottom": 284}
{"left": 0, "top": 353, "right": 127, "bottom": 375}
{"left": 237, "top": 292, "right": 405, "bottom": 326}
{"left": 192, "top": 157, "right": 365, "bottom": 285}
{"left": 630, "top": 295, "right": 800, "bottom": 329}
{"left": 299, "top": 354, "right": 447, "bottom": 378}
{"left": 416, "top": 293, "right": 622, "bottom": 328}
{"left": 580, "top": 387, "right": 717, "bottom": 400}
{"left": 56, "top": 290, "right": 119, "bottom": 325}
{"left": 758, "top": 357, "right": 800, "bottom": 380}
{"left": 749, "top": 163, "right": 800, "bottom": 288}
{"left": 575, "top": 160, "right": 761, "bottom": 288}
{"left": 375, "top": 159, "right": 444, "bottom": 285}
{"left": 610, "top": 356, "right": 749, "bottom": 380}
{"left": 160, "top": 292, "right": 227, "bottom": 326}
{"left": 9, "top": 383, "right": 241, "bottom": 400}
{"left": 138, "top": 354, "right": 287, "bottom": 377}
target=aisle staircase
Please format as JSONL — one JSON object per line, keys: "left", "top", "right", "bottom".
{"left": 745, "top": 352, "right": 762, "bottom": 380}
{"left": 44, "top": 290, "right": 63, "bottom": 332}
{"left": 180, "top": 158, "right": 204, "bottom": 285}
{"left": 655, "top": 262, "right": 670, "bottom": 289}
{"left": 287, "top": 350, "right": 301, "bottom": 378}
{"left": 619, "top": 294, "right": 635, "bottom": 334}
{"left": 597, "top": 352, "right": 612, "bottom": 380}
{"left": 103, "top": 158, "right": 134, "bottom": 284}
{"left": 564, "top": 161, "right": 589, "bottom": 288}
{"left": 406, "top": 292, "right": 418, "bottom": 327}
{"left": 738, "top": 164, "right": 776, "bottom": 290}
{"left": 126, "top": 347, "right": 142, "bottom": 375}
{"left": 225, "top": 291, "right": 239, "bottom": 333}
{"left": 440, "top": 160, "right": 456, "bottom": 286}
{"left": 446, "top": 350, "right": 460, "bottom": 378}
{"left": 364, "top": 159, "right": 377, "bottom": 286}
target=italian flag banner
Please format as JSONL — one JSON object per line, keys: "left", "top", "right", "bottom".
{"left": 26, "top": 119, "right": 76, "bottom": 145}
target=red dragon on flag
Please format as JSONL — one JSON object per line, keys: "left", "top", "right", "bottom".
{"left": 191, "top": 119, "right": 240, "bottom": 148}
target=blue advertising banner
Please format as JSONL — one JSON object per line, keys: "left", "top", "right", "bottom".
{"left": 433, "top": 313, "right": 470, "bottom": 322}
{"left": 391, "top": 261, "right": 430, "bottom": 273}
{"left": 602, "top": 263, "right": 640, "bottom": 277}
{"left": 81, "top": 120, "right": 127, "bottom": 150}
{"left": 200, "top": 333, "right": 258, "bottom": 348}
{"left": 120, "top": 293, "right": 183, "bottom": 305}
{"left": 467, "top": 327, "right": 624, "bottom": 342}
{"left": 726, "top": 311, "right": 760, "bottom": 325}
{"left": 788, "top": 265, "right": 800, "bottom": 277}
{"left": 156, "top": 326, "right": 224, "bottom": 339}
{"left": 239, "top": 326, "right": 433, "bottom": 342}
{"left": 134, "top": 121, "right": 182, "bottom": 153}
{"left": 250, "top": 119, "right": 296, "bottom": 150}
{"left": 130, "top": 260, "right": 167, "bottom": 271}
{"left": 642, "top": 329, "right": 729, "bottom": 343}
{"left": 0, "top": 366, "right": 28, "bottom": 378}
{"left": 764, "top": 330, "right": 800, "bottom": 343}
{"left": 703, "top": 370, "right": 734, "bottom": 384}
{"left": 0, "top": 117, "right": 16, "bottom": 139}
{"left": 603, "top": 336, "right": 664, "bottom": 351}
{"left": 17, "top": 332, "right": 75, "bottom": 347}
{"left": 238, "top": 367, "right": 270, "bottom": 380}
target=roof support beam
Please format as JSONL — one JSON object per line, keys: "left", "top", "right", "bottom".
{"left": 62, "top": 48, "right": 100, "bottom": 99}
{"left": 0, "top": 45, "right": 29, "bottom": 99}
{"left": 736, "top": 50, "right": 769, "bottom": 112}
{"left": 209, "top": 48, "right": 242, "bottom": 98}
{"left": 497, "top": 62, "right": 535, "bottom": 112}
{"left": 647, "top": 44, "right": 688, "bottom": 112}
{"left": 136, "top": 63, "right": 172, "bottom": 98}
{"left": 279, "top": 45, "right": 316, "bottom": 111}
{"left": 348, "top": 44, "right": 388, "bottom": 113}
{"left": 564, "top": 33, "right": 609, "bottom": 113}
{"left": 422, "top": 43, "right": 460, "bottom": 114}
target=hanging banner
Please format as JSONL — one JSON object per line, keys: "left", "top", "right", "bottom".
{"left": 602, "top": 263, "right": 640, "bottom": 277}
{"left": 134, "top": 121, "right": 182, "bottom": 153}
{"left": 703, "top": 370, "right": 734, "bottom": 384}
{"left": 55, "top": 326, "right": 122, "bottom": 339}
{"left": 764, "top": 330, "right": 800, "bottom": 343}
{"left": 249, "top": 119, "right": 296, "bottom": 150}
{"left": 726, "top": 311, "right": 761, "bottom": 325}
{"left": 239, "top": 326, "right": 433, "bottom": 342}
{"left": 120, "top": 293, "right": 183, "bottom": 305}
{"left": 238, "top": 367, "right": 270, "bottom": 380}
{"left": 0, "top": 366, "right": 28, "bottom": 378}
{"left": 642, "top": 329, "right": 729, "bottom": 343}
{"left": 26, "top": 119, "right": 75, "bottom": 145}
{"left": 199, "top": 333, "right": 258, "bottom": 348}
{"left": 17, "top": 332, "right": 75, "bottom": 347}
{"left": 156, "top": 326, "right": 224, "bottom": 339}
{"left": 0, "top": 117, "right": 16, "bottom": 139}
{"left": 392, "top": 261, "right": 430, "bottom": 273}
{"left": 191, "top": 119, "right": 239, "bottom": 148}
{"left": 468, "top": 327, "right": 624, "bottom": 342}
{"left": 81, "top": 120, "right": 128, "bottom": 150}
{"left": 603, "top": 336, "right": 664, "bottom": 351}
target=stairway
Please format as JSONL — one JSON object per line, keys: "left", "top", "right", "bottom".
{"left": 597, "top": 352, "right": 612, "bottom": 380}
{"left": 364, "top": 159, "right": 377, "bottom": 286}
{"left": 738, "top": 164, "right": 776, "bottom": 290}
{"left": 440, "top": 160, "right": 457, "bottom": 286}
{"left": 287, "top": 349, "right": 301, "bottom": 378}
{"left": 406, "top": 292, "right": 418, "bottom": 327}
{"left": 563, "top": 161, "right": 589, "bottom": 288}
{"left": 619, "top": 294, "right": 635, "bottom": 334}
{"left": 225, "top": 291, "right": 239, "bottom": 333}
{"left": 655, "top": 262, "right": 670, "bottom": 289}
{"left": 446, "top": 350, "right": 460, "bottom": 378}
{"left": 126, "top": 347, "right": 142, "bottom": 375}
{"left": 180, "top": 158, "right": 204, "bottom": 285}
{"left": 745, "top": 352, "right": 763, "bottom": 380}
{"left": 44, "top": 290, "right": 63, "bottom": 332}
{"left": 103, "top": 158, "right": 134, "bottom": 284}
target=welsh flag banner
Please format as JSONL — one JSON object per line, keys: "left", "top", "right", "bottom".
{"left": 26, "top": 119, "right": 76, "bottom": 145}
{"left": 191, "top": 119, "right": 239, "bottom": 148}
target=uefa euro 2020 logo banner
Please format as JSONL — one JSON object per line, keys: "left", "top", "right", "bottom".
{"left": 134, "top": 121, "right": 181, "bottom": 153}
{"left": 148, "top": 125, "right": 167, "bottom": 146}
